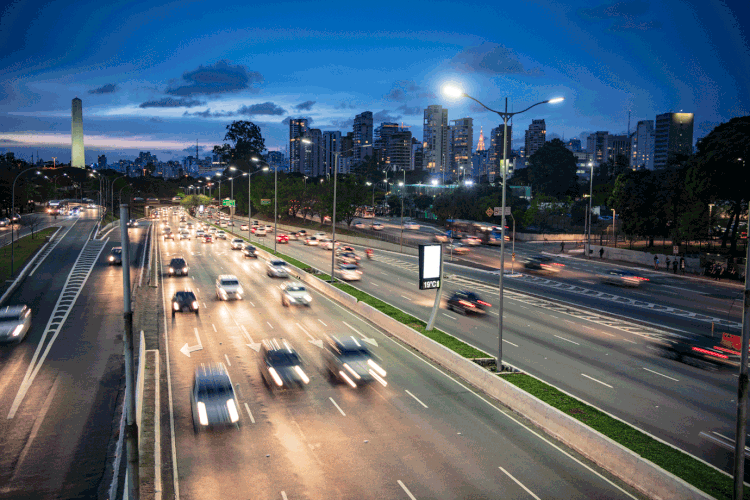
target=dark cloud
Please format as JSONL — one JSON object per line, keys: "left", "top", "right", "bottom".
{"left": 166, "top": 60, "right": 263, "bottom": 96}
{"left": 396, "top": 104, "right": 422, "bottom": 116}
{"left": 373, "top": 110, "right": 401, "bottom": 123}
{"left": 88, "top": 83, "right": 118, "bottom": 94}
{"left": 237, "top": 102, "right": 286, "bottom": 116}
{"left": 282, "top": 116, "right": 314, "bottom": 126}
{"left": 334, "top": 102, "right": 357, "bottom": 110}
{"left": 294, "top": 100, "right": 316, "bottom": 111}
{"left": 183, "top": 108, "right": 235, "bottom": 118}
{"left": 384, "top": 80, "right": 435, "bottom": 101}
{"left": 182, "top": 145, "right": 207, "bottom": 153}
{"left": 450, "top": 42, "right": 538, "bottom": 76}
{"left": 139, "top": 97, "right": 205, "bottom": 108}
{"left": 578, "top": 0, "right": 649, "bottom": 19}
{"left": 330, "top": 118, "right": 353, "bottom": 129}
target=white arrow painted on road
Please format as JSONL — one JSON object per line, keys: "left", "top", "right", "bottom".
{"left": 342, "top": 321, "right": 377, "bottom": 346}
{"left": 297, "top": 322, "right": 324, "bottom": 349}
{"left": 240, "top": 325, "right": 261, "bottom": 352}
{"left": 180, "top": 327, "right": 203, "bottom": 357}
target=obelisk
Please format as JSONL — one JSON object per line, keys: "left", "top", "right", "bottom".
{"left": 71, "top": 97, "right": 84, "bottom": 168}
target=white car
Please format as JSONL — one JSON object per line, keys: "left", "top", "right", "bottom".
{"left": 196, "top": 230, "right": 205, "bottom": 238}
{"left": 314, "top": 232, "right": 327, "bottom": 239}
{"left": 335, "top": 264, "right": 362, "bottom": 281}
{"left": 240, "top": 224, "right": 249, "bottom": 231}
{"left": 304, "top": 236, "right": 319, "bottom": 246}
{"left": 403, "top": 222, "right": 420, "bottom": 230}
{"left": 371, "top": 223, "right": 384, "bottom": 230}
{"left": 255, "top": 227, "right": 267, "bottom": 236}
{"left": 220, "top": 221, "right": 228, "bottom": 227}
{"left": 281, "top": 283, "right": 312, "bottom": 307}
{"left": 231, "top": 238, "right": 245, "bottom": 250}
{"left": 216, "top": 275, "right": 243, "bottom": 300}
{"left": 216, "top": 231, "right": 227, "bottom": 239}
{"left": 265, "top": 225, "right": 274, "bottom": 233}
{"left": 463, "top": 236, "right": 482, "bottom": 246}
{"left": 353, "top": 221, "right": 365, "bottom": 229}
{"left": 266, "top": 260, "right": 289, "bottom": 278}
{"left": 319, "top": 238, "right": 339, "bottom": 250}
{"left": 179, "top": 231, "right": 190, "bottom": 240}
{"left": 0, "top": 305, "right": 32, "bottom": 343}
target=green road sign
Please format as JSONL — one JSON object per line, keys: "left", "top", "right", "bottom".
{"left": 261, "top": 199, "right": 271, "bottom": 205}
{"left": 222, "top": 199, "right": 235, "bottom": 207}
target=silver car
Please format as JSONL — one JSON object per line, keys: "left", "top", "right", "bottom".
{"left": 323, "top": 335, "right": 387, "bottom": 388}
{"left": 231, "top": 238, "right": 245, "bottom": 250}
{"left": 266, "top": 259, "right": 289, "bottom": 278}
{"left": 0, "top": 305, "right": 32, "bottom": 343}
{"left": 281, "top": 283, "right": 312, "bottom": 307}
{"left": 335, "top": 264, "right": 362, "bottom": 281}
{"left": 216, "top": 275, "right": 244, "bottom": 300}
{"left": 191, "top": 363, "right": 240, "bottom": 432}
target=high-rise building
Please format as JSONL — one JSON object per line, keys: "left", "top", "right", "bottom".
{"left": 264, "top": 151, "right": 287, "bottom": 173}
{"left": 322, "top": 131, "right": 342, "bottom": 175}
{"left": 341, "top": 132, "right": 354, "bottom": 159}
{"left": 71, "top": 97, "right": 84, "bottom": 168}
{"left": 631, "top": 120, "right": 655, "bottom": 170}
{"left": 374, "top": 123, "right": 399, "bottom": 164}
{"left": 565, "top": 138, "right": 582, "bottom": 152}
{"left": 450, "top": 118, "right": 473, "bottom": 178}
{"left": 587, "top": 131, "right": 609, "bottom": 164}
{"left": 375, "top": 123, "right": 412, "bottom": 171}
{"left": 307, "top": 128, "right": 325, "bottom": 177}
{"left": 289, "top": 118, "right": 308, "bottom": 173}
{"left": 422, "top": 105, "right": 450, "bottom": 177}
{"left": 524, "top": 119, "right": 546, "bottom": 159}
{"left": 607, "top": 135, "right": 631, "bottom": 162}
{"left": 97, "top": 155, "right": 107, "bottom": 170}
{"left": 353, "top": 111, "right": 373, "bottom": 161}
{"left": 412, "top": 138, "right": 423, "bottom": 172}
{"left": 654, "top": 112, "right": 694, "bottom": 168}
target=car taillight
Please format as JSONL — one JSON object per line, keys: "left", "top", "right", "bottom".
{"left": 459, "top": 300, "right": 476, "bottom": 307}
{"left": 692, "top": 346, "right": 728, "bottom": 359}
{"left": 552, "top": 263, "right": 565, "bottom": 266}
{"left": 713, "top": 346, "right": 741, "bottom": 356}
{"left": 636, "top": 276, "right": 649, "bottom": 281}
{"left": 477, "top": 300, "right": 491, "bottom": 307}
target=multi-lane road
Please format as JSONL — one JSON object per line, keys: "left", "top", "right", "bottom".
{"left": 157, "top": 210, "right": 644, "bottom": 500}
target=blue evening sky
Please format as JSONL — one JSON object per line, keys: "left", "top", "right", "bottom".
{"left": 1, "top": 0, "right": 747, "bottom": 164}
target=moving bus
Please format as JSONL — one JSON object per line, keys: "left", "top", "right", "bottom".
{"left": 47, "top": 200, "right": 69, "bottom": 215}
{"left": 445, "top": 219, "right": 509, "bottom": 244}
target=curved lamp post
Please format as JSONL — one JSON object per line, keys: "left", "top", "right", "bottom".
{"left": 11, "top": 168, "right": 41, "bottom": 274}
{"left": 442, "top": 85, "right": 563, "bottom": 370}
{"left": 246, "top": 162, "right": 269, "bottom": 242}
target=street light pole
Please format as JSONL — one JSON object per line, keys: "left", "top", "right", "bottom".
{"left": 443, "top": 85, "right": 563, "bottom": 371}
{"left": 400, "top": 169, "right": 405, "bottom": 253}
{"left": 248, "top": 161, "right": 270, "bottom": 241}
{"left": 587, "top": 163, "right": 594, "bottom": 258}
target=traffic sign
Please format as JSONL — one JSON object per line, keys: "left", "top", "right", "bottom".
{"left": 485, "top": 208, "right": 493, "bottom": 217}
{"left": 494, "top": 206, "right": 511, "bottom": 216}
{"left": 222, "top": 199, "right": 235, "bottom": 207}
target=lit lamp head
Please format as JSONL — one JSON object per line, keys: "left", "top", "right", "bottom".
{"left": 548, "top": 97, "right": 565, "bottom": 104}
{"left": 442, "top": 85, "right": 465, "bottom": 99}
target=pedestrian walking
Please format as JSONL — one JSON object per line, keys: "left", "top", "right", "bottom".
{"left": 715, "top": 264, "right": 722, "bottom": 281}
{"left": 680, "top": 257, "right": 685, "bottom": 275}
{"left": 672, "top": 260, "right": 678, "bottom": 274}
{"left": 654, "top": 255, "right": 659, "bottom": 270}
{"left": 666, "top": 257, "right": 671, "bottom": 270}
{"left": 560, "top": 241, "right": 565, "bottom": 253}
{"left": 599, "top": 247, "right": 605, "bottom": 259}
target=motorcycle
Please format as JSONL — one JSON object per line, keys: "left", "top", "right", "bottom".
{"left": 366, "top": 249, "right": 373, "bottom": 260}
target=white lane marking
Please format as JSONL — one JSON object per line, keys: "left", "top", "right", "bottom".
{"left": 191, "top": 276, "right": 195, "bottom": 280}
{"left": 400, "top": 295, "right": 412, "bottom": 301}
{"left": 281, "top": 492, "right": 288, "bottom": 500}
{"left": 580, "top": 280, "right": 596, "bottom": 285}
{"left": 661, "top": 284, "right": 708, "bottom": 295}
{"left": 244, "top": 403, "right": 255, "bottom": 424}
{"left": 249, "top": 301, "right": 256, "bottom": 307}
{"left": 318, "top": 319, "right": 327, "bottom": 327}
{"left": 371, "top": 282, "right": 379, "bottom": 287}
{"left": 329, "top": 397, "right": 346, "bottom": 416}
{"left": 196, "top": 288, "right": 200, "bottom": 292}
{"left": 499, "top": 467, "right": 542, "bottom": 500}
{"left": 342, "top": 321, "right": 365, "bottom": 338}
{"left": 212, "top": 324, "right": 217, "bottom": 332}
{"left": 224, "top": 354, "right": 231, "bottom": 367}
{"left": 554, "top": 335, "right": 580, "bottom": 346}
{"left": 622, "top": 339, "right": 637, "bottom": 344}
{"left": 503, "top": 339, "right": 519, "bottom": 347}
{"left": 442, "top": 313, "right": 458, "bottom": 320}
{"left": 397, "top": 480, "right": 417, "bottom": 500}
{"left": 202, "top": 302, "right": 207, "bottom": 309}
{"left": 643, "top": 367, "right": 678, "bottom": 382}
{"left": 267, "top": 321, "right": 274, "bottom": 329}
{"left": 707, "top": 307, "right": 729, "bottom": 313}
{"left": 581, "top": 373, "right": 613, "bottom": 389}
{"left": 13, "top": 374, "right": 60, "bottom": 476}
{"left": 405, "top": 389, "right": 429, "bottom": 408}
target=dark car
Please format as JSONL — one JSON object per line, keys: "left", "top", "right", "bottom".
{"left": 191, "top": 363, "right": 240, "bottom": 432}
{"left": 649, "top": 335, "right": 739, "bottom": 371}
{"left": 168, "top": 257, "right": 189, "bottom": 276}
{"left": 258, "top": 338, "right": 310, "bottom": 390}
{"left": 446, "top": 290, "right": 491, "bottom": 315}
{"left": 323, "top": 335, "right": 387, "bottom": 388}
{"left": 0, "top": 305, "right": 32, "bottom": 344}
{"left": 172, "top": 290, "right": 199, "bottom": 317}
{"left": 600, "top": 269, "right": 648, "bottom": 287}
{"left": 242, "top": 244, "right": 258, "bottom": 258}
{"left": 108, "top": 247, "right": 123, "bottom": 265}
{"left": 336, "top": 251, "right": 361, "bottom": 265}
{"left": 523, "top": 255, "right": 565, "bottom": 273}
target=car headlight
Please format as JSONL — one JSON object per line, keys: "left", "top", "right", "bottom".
{"left": 304, "top": 294, "right": 312, "bottom": 302}
{"left": 168, "top": 267, "right": 174, "bottom": 273}
{"left": 226, "top": 399, "right": 239, "bottom": 423}
{"left": 192, "top": 301, "right": 199, "bottom": 309}
{"left": 12, "top": 324, "right": 24, "bottom": 337}
{"left": 294, "top": 366, "right": 310, "bottom": 384}
{"left": 109, "top": 256, "right": 114, "bottom": 261}
{"left": 173, "top": 302, "right": 180, "bottom": 311}
{"left": 268, "top": 367, "right": 284, "bottom": 387}
{"left": 367, "top": 359, "right": 387, "bottom": 377}
{"left": 183, "top": 267, "right": 188, "bottom": 273}
{"left": 237, "top": 287, "right": 244, "bottom": 295}
{"left": 197, "top": 402, "right": 209, "bottom": 426}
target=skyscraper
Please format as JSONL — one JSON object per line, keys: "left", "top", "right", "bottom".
{"left": 97, "top": 154, "right": 107, "bottom": 170}
{"left": 71, "top": 97, "right": 84, "bottom": 168}
{"left": 422, "top": 105, "right": 450, "bottom": 177}
{"left": 289, "top": 118, "right": 308, "bottom": 173}
{"left": 450, "top": 118, "right": 473, "bottom": 178}
{"left": 353, "top": 111, "right": 373, "bottom": 161}
{"left": 323, "top": 131, "right": 342, "bottom": 175}
{"left": 631, "top": 120, "right": 655, "bottom": 169}
{"left": 654, "top": 112, "right": 694, "bottom": 168}
{"left": 587, "top": 131, "right": 609, "bottom": 164}
{"left": 307, "top": 128, "right": 325, "bottom": 177}
{"left": 524, "top": 119, "right": 546, "bottom": 159}
{"left": 607, "top": 135, "right": 631, "bottom": 162}
{"left": 489, "top": 124, "right": 512, "bottom": 173}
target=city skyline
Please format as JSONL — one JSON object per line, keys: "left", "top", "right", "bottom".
{"left": 1, "top": 0, "right": 747, "bottom": 164}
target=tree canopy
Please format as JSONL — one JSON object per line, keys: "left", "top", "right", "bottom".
{"left": 526, "top": 139, "right": 579, "bottom": 199}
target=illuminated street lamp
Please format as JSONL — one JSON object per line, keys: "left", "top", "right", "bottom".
{"left": 442, "top": 84, "right": 564, "bottom": 371}
{"left": 247, "top": 160, "right": 269, "bottom": 242}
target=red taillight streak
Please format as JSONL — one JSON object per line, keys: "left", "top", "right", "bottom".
{"left": 458, "top": 300, "right": 476, "bottom": 307}
{"left": 713, "top": 346, "right": 741, "bottom": 356}
{"left": 692, "top": 346, "right": 729, "bottom": 359}
{"left": 552, "top": 263, "right": 565, "bottom": 266}
{"left": 477, "top": 300, "right": 491, "bottom": 307}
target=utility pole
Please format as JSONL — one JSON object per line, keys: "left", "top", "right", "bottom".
{"left": 733, "top": 234, "right": 750, "bottom": 499}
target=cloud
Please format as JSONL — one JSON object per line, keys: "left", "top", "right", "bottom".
{"left": 282, "top": 116, "right": 314, "bottom": 126}
{"left": 384, "top": 80, "right": 435, "bottom": 101}
{"left": 450, "top": 42, "right": 538, "bottom": 76}
{"left": 373, "top": 110, "right": 401, "bottom": 123}
{"left": 294, "top": 100, "right": 316, "bottom": 111}
{"left": 334, "top": 101, "right": 357, "bottom": 110}
{"left": 330, "top": 118, "right": 353, "bottom": 129}
{"left": 469, "top": 102, "right": 491, "bottom": 113}
{"left": 237, "top": 102, "right": 286, "bottom": 116}
{"left": 88, "top": 83, "right": 118, "bottom": 94}
{"left": 396, "top": 104, "right": 422, "bottom": 116}
{"left": 139, "top": 97, "right": 205, "bottom": 108}
{"left": 182, "top": 108, "right": 235, "bottom": 118}
{"left": 182, "top": 145, "right": 207, "bottom": 153}
{"left": 577, "top": 1, "right": 660, "bottom": 31}
{"left": 165, "top": 60, "right": 263, "bottom": 96}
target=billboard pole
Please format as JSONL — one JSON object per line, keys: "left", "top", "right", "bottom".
{"left": 425, "top": 244, "right": 444, "bottom": 331}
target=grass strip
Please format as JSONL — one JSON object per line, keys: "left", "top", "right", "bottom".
{"left": 499, "top": 372, "right": 746, "bottom": 500}
{"left": 0, "top": 227, "right": 57, "bottom": 281}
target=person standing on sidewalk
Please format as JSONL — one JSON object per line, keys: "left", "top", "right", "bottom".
{"left": 560, "top": 241, "right": 565, "bottom": 253}
{"left": 599, "top": 247, "right": 605, "bottom": 259}
{"left": 654, "top": 255, "right": 659, "bottom": 270}
{"left": 666, "top": 256, "right": 671, "bottom": 271}
{"left": 673, "top": 260, "right": 678, "bottom": 274}
{"left": 680, "top": 257, "right": 685, "bottom": 275}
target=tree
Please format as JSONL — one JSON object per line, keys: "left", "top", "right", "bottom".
{"left": 526, "top": 139, "right": 579, "bottom": 199}
{"left": 608, "top": 169, "right": 661, "bottom": 246}
{"left": 218, "top": 121, "right": 266, "bottom": 167}
{"left": 413, "top": 194, "right": 433, "bottom": 212}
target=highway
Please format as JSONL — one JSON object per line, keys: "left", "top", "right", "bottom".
{"left": 0, "top": 209, "right": 148, "bottom": 500}
{"left": 158, "top": 210, "right": 644, "bottom": 500}
{"left": 214, "top": 215, "right": 749, "bottom": 481}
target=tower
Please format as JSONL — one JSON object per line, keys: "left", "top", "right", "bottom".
{"left": 71, "top": 97, "right": 84, "bottom": 168}
{"left": 653, "top": 112, "right": 694, "bottom": 168}
{"left": 476, "top": 127, "right": 486, "bottom": 151}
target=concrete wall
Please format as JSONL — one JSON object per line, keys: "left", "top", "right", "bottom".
{"left": 515, "top": 232, "right": 585, "bottom": 242}
{"left": 590, "top": 244, "right": 701, "bottom": 274}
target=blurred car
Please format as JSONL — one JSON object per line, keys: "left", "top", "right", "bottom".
{"left": 255, "top": 227, "right": 267, "bottom": 236}
{"left": 87, "top": 203, "right": 97, "bottom": 209}
{"left": 204, "top": 234, "right": 214, "bottom": 243}
{"left": 314, "top": 232, "right": 327, "bottom": 239}
{"left": 163, "top": 228, "right": 174, "bottom": 240}
{"left": 434, "top": 233, "right": 449, "bottom": 243}
{"left": 167, "top": 257, "right": 189, "bottom": 276}
{"left": 231, "top": 238, "right": 245, "bottom": 250}
{"left": 296, "top": 230, "right": 308, "bottom": 238}
{"left": 523, "top": 255, "right": 565, "bottom": 273}
{"left": 446, "top": 243, "right": 470, "bottom": 255}
{"left": 216, "top": 275, "right": 243, "bottom": 301}
{"left": 186, "top": 222, "right": 194, "bottom": 229}
{"left": 337, "top": 251, "right": 360, "bottom": 265}
{"left": 463, "top": 236, "right": 482, "bottom": 246}
{"left": 242, "top": 244, "right": 258, "bottom": 258}
{"left": 220, "top": 221, "right": 228, "bottom": 228}
{"left": 216, "top": 230, "right": 227, "bottom": 240}
{"left": 276, "top": 233, "right": 289, "bottom": 244}
{"left": 191, "top": 363, "right": 240, "bottom": 432}
{"left": 266, "top": 259, "right": 289, "bottom": 278}
{"left": 11, "top": 213, "right": 21, "bottom": 222}
{"left": 171, "top": 290, "right": 199, "bottom": 316}
{"left": 196, "top": 229, "right": 205, "bottom": 238}
{"left": 226, "top": 221, "right": 234, "bottom": 226}
{"left": 649, "top": 335, "right": 739, "bottom": 371}
{"left": 258, "top": 338, "right": 310, "bottom": 390}
{"left": 446, "top": 291, "right": 491, "bottom": 315}
{"left": 0, "top": 305, "right": 32, "bottom": 343}
{"left": 403, "top": 221, "right": 420, "bottom": 230}
{"left": 600, "top": 269, "right": 648, "bottom": 287}
{"left": 179, "top": 231, "right": 190, "bottom": 240}
{"left": 127, "top": 219, "right": 139, "bottom": 228}
{"left": 108, "top": 247, "right": 123, "bottom": 265}
{"left": 265, "top": 225, "right": 274, "bottom": 233}
{"left": 353, "top": 221, "right": 365, "bottom": 229}
{"left": 323, "top": 335, "right": 387, "bottom": 388}
{"left": 319, "top": 238, "right": 340, "bottom": 250}
{"left": 335, "top": 264, "right": 362, "bottom": 281}
{"left": 304, "top": 236, "right": 319, "bottom": 246}
{"left": 371, "top": 222, "right": 384, "bottom": 230}
{"left": 281, "top": 283, "right": 312, "bottom": 307}
{"left": 240, "top": 223, "right": 249, "bottom": 231}
{"left": 208, "top": 227, "right": 217, "bottom": 234}
{"left": 0, "top": 218, "right": 10, "bottom": 227}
